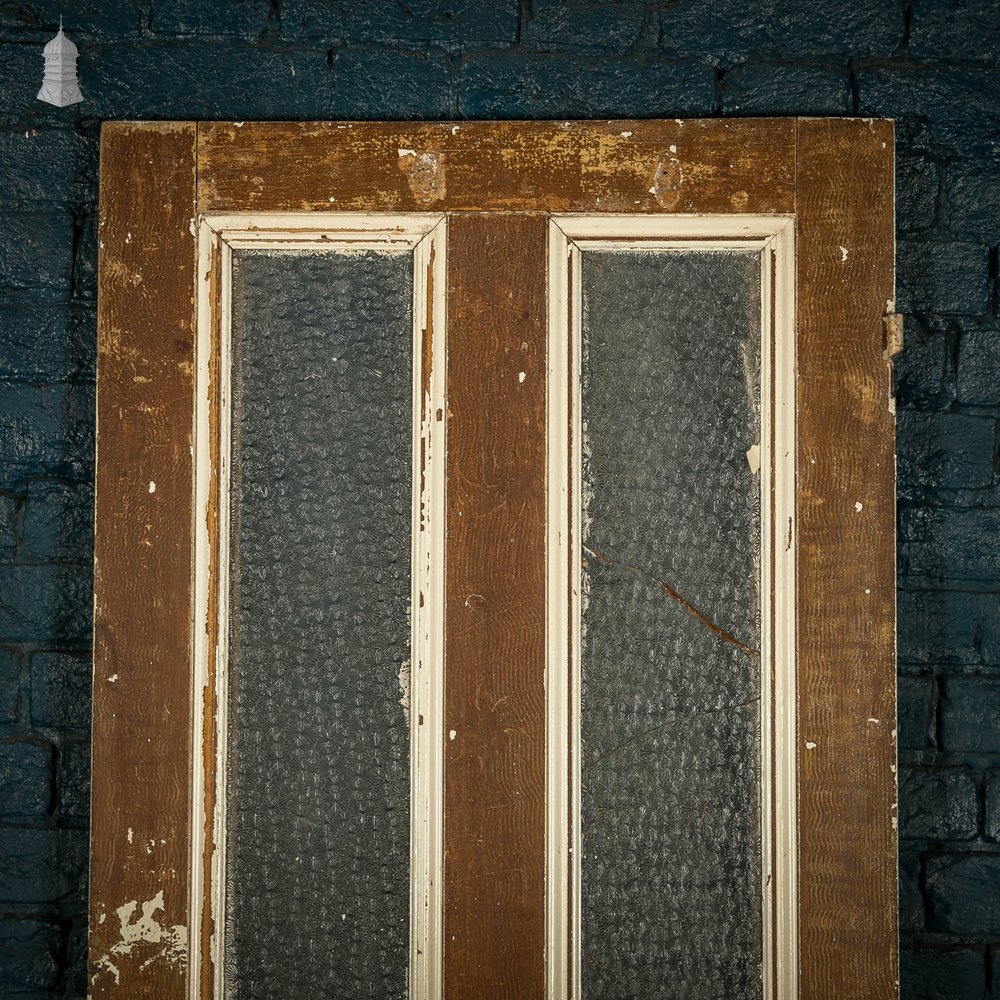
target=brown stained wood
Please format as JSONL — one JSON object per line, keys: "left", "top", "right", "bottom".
{"left": 90, "top": 122, "right": 198, "bottom": 997}
{"left": 444, "top": 214, "right": 548, "bottom": 998}
{"left": 196, "top": 119, "right": 796, "bottom": 217}
{"left": 795, "top": 118, "right": 897, "bottom": 999}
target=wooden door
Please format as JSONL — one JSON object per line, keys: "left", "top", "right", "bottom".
{"left": 91, "top": 120, "right": 897, "bottom": 999}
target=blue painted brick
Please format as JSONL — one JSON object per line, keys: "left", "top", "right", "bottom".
{"left": 897, "top": 241, "right": 990, "bottom": 316}
{"left": 282, "top": 0, "right": 519, "bottom": 51}
{"left": 894, "top": 324, "right": 956, "bottom": 408}
{"left": 909, "top": 0, "right": 1000, "bottom": 65}
{"left": 0, "top": 742, "right": 52, "bottom": 817}
{"left": 899, "top": 947, "right": 987, "bottom": 1000}
{"left": 0, "top": 650, "right": 18, "bottom": 724}
{"left": 0, "top": 305, "right": 96, "bottom": 382}
{"left": 898, "top": 591, "right": 1000, "bottom": 666}
{"left": 0, "top": 384, "right": 93, "bottom": 471}
{"left": 896, "top": 411, "right": 995, "bottom": 491}
{"left": 19, "top": 480, "right": 93, "bottom": 563}
{"left": 66, "top": 916, "right": 87, "bottom": 997}
{"left": 900, "top": 507, "right": 1000, "bottom": 584}
{"left": 0, "top": 210, "right": 74, "bottom": 301}
{"left": 151, "top": 0, "right": 271, "bottom": 41}
{"left": 658, "top": 0, "right": 900, "bottom": 63}
{"left": 899, "top": 675, "right": 935, "bottom": 750}
{"left": 57, "top": 740, "right": 89, "bottom": 821}
{"left": 957, "top": 323, "right": 1000, "bottom": 407}
{"left": 0, "top": 918, "right": 61, "bottom": 994}
{"left": 897, "top": 154, "right": 939, "bottom": 232}
{"left": 332, "top": 49, "right": 455, "bottom": 121}
{"left": 0, "top": 827, "right": 86, "bottom": 905}
{"left": 947, "top": 167, "right": 1000, "bottom": 242}
{"left": 899, "top": 767, "right": 979, "bottom": 840}
{"left": 73, "top": 208, "right": 97, "bottom": 301}
{"left": 81, "top": 42, "right": 334, "bottom": 120}
{"left": 900, "top": 846, "right": 925, "bottom": 932}
{"left": 985, "top": 770, "right": 1000, "bottom": 841}
{"left": 30, "top": 652, "right": 91, "bottom": 729}
{"left": 941, "top": 677, "right": 1000, "bottom": 753}
{"left": 458, "top": 53, "right": 717, "bottom": 119}
{"left": 0, "top": 1, "right": 143, "bottom": 40}
{"left": 857, "top": 66, "right": 1000, "bottom": 157}
{"left": 926, "top": 854, "right": 1000, "bottom": 935}
{"left": 722, "top": 63, "right": 850, "bottom": 116}
{"left": 0, "top": 127, "right": 77, "bottom": 206}
{"left": 0, "top": 565, "right": 91, "bottom": 645}
{"left": 0, "top": 490, "right": 15, "bottom": 559}
{"left": 522, "top": 1, "right": 648, "bottom": 53}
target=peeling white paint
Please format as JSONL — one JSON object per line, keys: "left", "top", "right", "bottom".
{"left": 839, "top": 245, "right": 848, "bottom": 262}
{"left": 451, "top": 125, "right": 460, "bottom": 134}
{"left": 518, "top": 371, "right": 526, "bottom": 383}
{"left": 805, "top": 741, "right": 817, "bottom": 750}
{"left": 233, "top": 121, "right": 244, "bottom": 128}
{"left": 398, "top": 147, "right": 417, "bottom": 158}
{"left": 854, "top": 501, "right": 863, "bottom": 512}
{"left": 669, "top": 144, "right": 677, "bottom": 153}
{"left": 94, "top": 891, "right": 188, "bottom": 987}
{"left": 746, "top": 443, "right": 761, "bottom": 475}
{"left": 620, "top": 130, "right": 633, "bottom": 138}
{"left": 867, "top": 717, "right": 880, "bottom": 724}
{"left": 148, "top": 481, "right": 156, "bottom": 494}
{"left": 107, "top": 674, "right": 118, "bottom": 683}
{"left": 127, "top": 827, "right": 133, "bottom": 844}
{"left": 449, "top": 729, "right": 457, "bottom": 741}
{"left": 398, "top": 660, "right": 411, "bottom": 726}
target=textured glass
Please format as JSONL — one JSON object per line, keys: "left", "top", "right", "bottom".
{"left": 580, "top": 251, "right": 762, "bottom": 999}
{"left": 225, "top": 251, "right": 412, "bottom": 999}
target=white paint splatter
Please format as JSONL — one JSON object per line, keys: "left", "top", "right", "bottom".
{"left": 669, "top": 144, "right": 677, "bottom": 153}
{"left": 518, "top": 371, "right": 526, "bottom": 383}
{"left": 398, "top": 147, "right": 417, "bottom": 158}
{"left": 148, "top": 481, "right": 156, "bottom": 494}
{"left": 127, "top": 828, "right": 133, "bottom": 844}
{"left": 451, "top": 125, "right": 460, "bottom": 135}
{"left": 839, "top": 245, "right": 849, "bottom": 262}
{"left": 805, "top": 741, "right": 817, "bottom": 750}
{"left": 620, "top": 130, "right": 633, "bottom": 138}
{"left": 854, "top": 501, "right": 863, "bottom": 512}
{"left": 107, "top": 674, "right": 118, "bottom": 683}
{"left": 449, "top": 729, "right": 457, "bottom": 741}
{"left": 868, "top": 718, "right": 880, "bottom": 724}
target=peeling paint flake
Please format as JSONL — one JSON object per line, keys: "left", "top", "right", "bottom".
{"left": 93, "top": 891, "right": 187, "bottom": 986}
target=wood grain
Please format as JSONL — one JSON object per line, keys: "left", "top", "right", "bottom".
{"left": 795, "top": 118, "right": 897, "bottom": 999}
{"left": 444, "top": 214, "right": 548, "bottom": 998}
{"left": 90, "top": 122, "right": 198, "bottom": 997}
{"left": 196, "top": 119, "right": 796, "bottom": 217}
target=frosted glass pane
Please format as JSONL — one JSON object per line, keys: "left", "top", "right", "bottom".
{"left": 579, "top": 250, "right": 762, "bottom": 999}
{"left": 225, "top": 251, "right": 412, "bottom": 999}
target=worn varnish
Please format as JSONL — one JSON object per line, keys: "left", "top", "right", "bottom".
{"left": 196, "top": 119, "right": 796, "bottom": 217}
{"left": 91, "top": 122, "right": 197, "bottom": 996}
{"left": 795, "top": 118, "right": 897, "bottom": 999}
{"left": 92, "top": 119, "right": 897, "bottom": 999}
{"left": 444, "top": 214, "right": 548, "bottom": 997}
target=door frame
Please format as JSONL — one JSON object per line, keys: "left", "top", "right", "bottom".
{"left": 91, "top": 119, "right": 897, "bottom": 999}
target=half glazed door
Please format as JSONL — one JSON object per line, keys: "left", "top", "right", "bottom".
{"left": 91, "top": 119, "right": 897, "bottom": 1000}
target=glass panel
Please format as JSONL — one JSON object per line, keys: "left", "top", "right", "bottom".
{"left": 225, "top": 250, "right": 412, "bottom": 999}
{"left": 579, "top": 250, "right": 762, "bottom": 999}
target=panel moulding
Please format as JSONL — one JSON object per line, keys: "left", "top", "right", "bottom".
{"left": 544, "top": 214, "right": 797, "bottom": 1000}
{"left": 190, "top": 213, "right": 447, "bottom": 1000}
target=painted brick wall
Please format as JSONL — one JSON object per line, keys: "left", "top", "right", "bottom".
{"left": 0, "top": 1, "right": 997, "bottom": 996}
